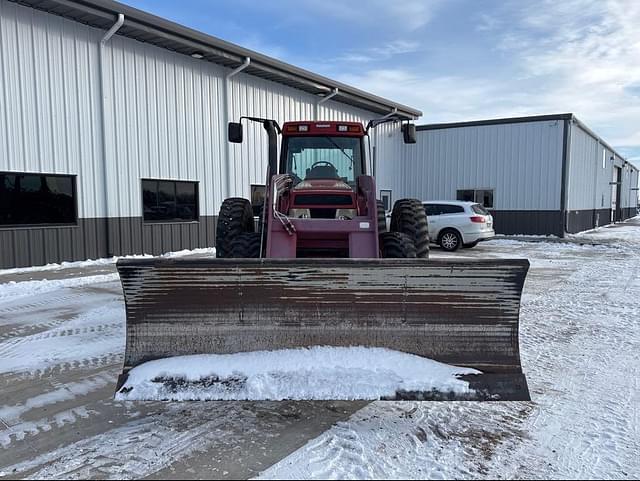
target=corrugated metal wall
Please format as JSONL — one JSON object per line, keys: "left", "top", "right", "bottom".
{"left": 0, "top": 0, "right": 105, "bottom": 218}
{"left": 0, "top": 0, "right": 385, "bottom": 221}
{"left": 101, "top": 33, "right": 227, "bottom": 218}
{"left": 0, "top": 0, "right": 392, "bottom": 267}
{"left": 567, "top": 122, "right": 618, "bottom": 212}
{"left": 375, "top": 119, "right": 565, "bottom": 210}
{"left": 620, "top": 163, "right": 638, "bottom": 210}
{"left": 628, "top": 167, "right": 639, "bottom": 211}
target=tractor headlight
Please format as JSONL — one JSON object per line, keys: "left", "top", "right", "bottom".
{"left": 289, "top": 208, "right": 311, "bottom": 219}
{"left": 336, "top": 209, "right": 357, "bottom": 220}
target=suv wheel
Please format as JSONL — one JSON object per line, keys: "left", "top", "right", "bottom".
{"left": 439, "top": 229, "right": 461, "bottom": 252}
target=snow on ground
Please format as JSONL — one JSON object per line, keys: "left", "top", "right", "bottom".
{"left": 259, "top": 218, "right": 640, "bottom": 480}
{"left": 0, "top": 274, "right": 119, "bottom": 303}
{"left": 0, "top": 247, "right": 216, "bottom": 276}
{"left": 1, "top": 221, "right": 640, "bottom": 479}
{"left": 116, "top": 347, "right": 479, "bottom": 401}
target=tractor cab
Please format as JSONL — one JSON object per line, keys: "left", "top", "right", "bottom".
{"left": 280, "top": 122, "right": 366, "bottom": 220}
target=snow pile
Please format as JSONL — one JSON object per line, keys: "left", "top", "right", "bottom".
{"left": 0, "top": 247, "right": 216, "bottom": 276}
{"left": 0, "top": 273, "right": 119, "bottom": 302}
{"left": 116, "top": 347, "right": 479, "bottom": 401}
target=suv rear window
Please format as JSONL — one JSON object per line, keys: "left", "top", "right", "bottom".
{"left": 439, "top": 204, "right": 465, "bottom": 215}
{"left": 471, "top": 204, "right": 489, "bottom": 215}
{"left": 423, "top": 204, "right": 439, "bottom": 216}
{"left": 423, "top": 204, "right": 465, "bottom": 215}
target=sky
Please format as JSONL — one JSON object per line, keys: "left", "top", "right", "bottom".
{"left": 126, "top": 0, "right": 640, "bottom": 163}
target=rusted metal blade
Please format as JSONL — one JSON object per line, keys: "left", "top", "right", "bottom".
{"left": 116, "top": 258, "right": 530, "bottom": 400}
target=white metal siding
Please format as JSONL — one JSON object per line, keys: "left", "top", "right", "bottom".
{"left": 620, "top": 165, "right": 637, "bottom": 209}
{"left": 1, "top": 0, "right": 388, "bottom": 221}
{"left": 376, "top": 120, "right": 565, "bottom": 210}
{"left": 0, "top": 1, "right": 104, "bottom": 218}
{"left": 102, "top": 34, "right": 228, "bottom": 217}
{"left": 567, "top": 122, "right": 617, "bottom": 211}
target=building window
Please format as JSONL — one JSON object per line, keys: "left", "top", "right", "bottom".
{"left": 380, "top": 190, "right": 392, "bottom": 212}
{"left": 457, "top": 189, "right": 494, "bottom": 208}
{"left": 0, "top": 172, "right": 77, "bottom": 226}
{"left": 142, "top": 179, "right": 198, "bottom": 222}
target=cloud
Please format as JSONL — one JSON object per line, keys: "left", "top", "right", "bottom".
{"left": 297, "top": 0, "right": 442, "bottom": 31}
{"left": 336, "top": 0, "right": 640, "bottom": 157}
{"left": 234, "top": 0, "right": 443, "bottom": 32}
{"left": 336, "top": 40, "right": 421, "bottom": 64}
{"left": 475, "top": 13, "right": 502, "bottom": 32}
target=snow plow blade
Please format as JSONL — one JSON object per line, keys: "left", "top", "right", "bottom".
{"left": 116, "top": 258, "right": 530, "bottom": 401}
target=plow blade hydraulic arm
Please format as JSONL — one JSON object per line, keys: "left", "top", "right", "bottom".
{"left": 116, "top": 258, "right": 530, "bottom": 400}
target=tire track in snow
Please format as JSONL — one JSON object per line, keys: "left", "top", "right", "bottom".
{"left": 0, "top": 372, "right": 117, "bottom": 425}
{"left": 0, "top": 406, "right": 96, "bottom": 449}
{"left": 0, "top": 301, "right": 124, "bottom": 376}
{"left": 259, "top": 401, "right": 531, "bottom": 480}
{"left": 0, "top": 405, "right": 262, "bottom": 480}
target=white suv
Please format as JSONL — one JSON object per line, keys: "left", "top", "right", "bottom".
{"left": 422, "top": 201, "right": 495, "bottom": 251}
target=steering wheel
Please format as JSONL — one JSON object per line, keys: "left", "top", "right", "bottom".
{"left": 310, "top": 161, "right": 337, "bottom": 170}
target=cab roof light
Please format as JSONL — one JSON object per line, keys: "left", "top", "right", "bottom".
{"left": 338, "top": 125, "right": 349, "bottom": 132}
{"left": 298, "top": 125, "right": 309, "bottom": 132}
{"left": 286, "top": 125, "right": 298, "bottom": 132}
{"left": 348, "top": 125, "right": 361, "bottom": 132}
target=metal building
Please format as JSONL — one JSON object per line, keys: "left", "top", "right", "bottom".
{"left": 0, "top": 0, "right": 420, "bottom": 268}
{"left": 376, "top": 114, "right": 639, "bottom": 236}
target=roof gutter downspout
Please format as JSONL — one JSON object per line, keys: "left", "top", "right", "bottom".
{"left": 101, "top": 13, "right": 124, "bottom": 44}
{"left": 98, "top": 13, "right": 124, "bottom": 257}
{"left": 223, "top": 57, "right": 251, "bottom": 200}
{"left": 560, "top": 116, "right": 572, "bottom": 237}
{"left": 315, "top": 87, "right": 338, "bottom": 119}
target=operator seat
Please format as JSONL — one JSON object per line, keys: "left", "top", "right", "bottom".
{"left": 305, "top": 165, "right": 339, "bottom": 179}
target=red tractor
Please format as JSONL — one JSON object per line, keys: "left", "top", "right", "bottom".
{"left": 216, "top": 117, "right": 428, "bottom": 260}
{"left": 115, "top": 116, "right": 530, "bottom": 401}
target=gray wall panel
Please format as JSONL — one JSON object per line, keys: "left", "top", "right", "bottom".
{"left": 0, "top": 0, "right": 391, "bottom": 268}
{"left": 375, "top": 119, "right": 565, "bottom": 211}
{"left": 566, "top": 122, "right": 637, "bottom": 214}
{"left": 0, "top": 220, "right": 105, "bottom": 269}
{"left": 491, "top": 211, "right": 563, "bottom": 236}
{"left": 0, "top": 1, "right": 105, "bottom": 218}
{"left": 566, "top": 209, "right": 613, "bottom": 234}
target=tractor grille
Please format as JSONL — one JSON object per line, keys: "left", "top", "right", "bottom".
{"left": 294, "top": 195, "right": 353, "bottom": 206}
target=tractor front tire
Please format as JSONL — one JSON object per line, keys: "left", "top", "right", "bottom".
{"left": 390, "top": 199, "right": 429, "bottom": 258}
{"left": 377, "top": 200, "right": 387, "bottom": 234}
{"left": 216, "top": 198, "right": 255, "bottom": 258}
{"left": 229, "top": 232, "right": 262, "bottom": 258}
{"left": 379, "top": 232, "right": 417, "bottom": 258}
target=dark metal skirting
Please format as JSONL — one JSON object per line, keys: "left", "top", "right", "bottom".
{"left": 0, "top": 216, "right": 218, "bottom": 269}
{"left": 490, "top": 210, "right": 563, "bottom": 236}
{"left": 621, "top": 207, "right": 637, "bottom": 221}
{"left": 565, "top": 209, "right": 611, "bottom": 234}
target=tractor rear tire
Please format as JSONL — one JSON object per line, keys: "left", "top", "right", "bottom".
{"left": 377, "top": 200, "right": 387, "bottom": 233}
{"left": 379, "top": 232, "right": 417, "bottom": 258}
{"left": 390, "top": 199, "right": 429, "bottom": 258}
{"left": 229, "top": 232, "right": 262, "bottom": 258}
{"left": 216, "top": 198, "right": 255, "bottom": 258}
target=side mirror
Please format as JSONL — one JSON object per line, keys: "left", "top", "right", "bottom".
{"left": 228, "top": 122, "right": 243, "bottom": 143}
{"left": 403, "top": 123, "right": 417, "bottom": 144}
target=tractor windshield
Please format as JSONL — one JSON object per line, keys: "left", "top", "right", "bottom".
{"left": 283, "top": 136, "right": 363, "bottom": 186}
